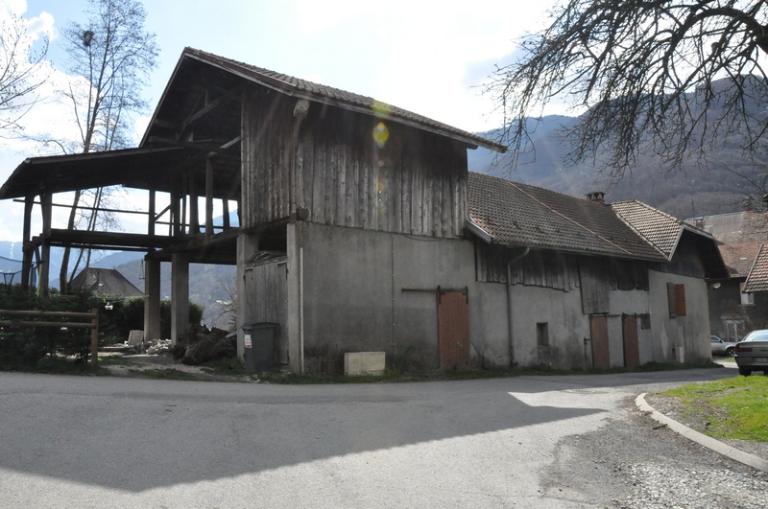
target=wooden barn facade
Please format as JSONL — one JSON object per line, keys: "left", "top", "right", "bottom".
{"left": 0, "top": 48, "right": 727, "bottom": 373}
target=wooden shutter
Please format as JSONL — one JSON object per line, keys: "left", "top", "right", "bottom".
{"left": 667, "top": 282, "right": 677, "bottom": 318}
{"left": 675, "top": 284, "right": 686, "bottom": 316}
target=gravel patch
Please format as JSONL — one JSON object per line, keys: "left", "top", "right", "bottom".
{"left": 543, "top": 397, "right": 768, "bottom": 508}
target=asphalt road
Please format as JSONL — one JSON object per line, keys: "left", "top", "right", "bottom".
{"left": 0, "top": 368, "right": 765, "bottom": 508}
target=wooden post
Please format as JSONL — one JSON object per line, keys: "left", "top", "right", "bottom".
{"left": 38, "top": 192, "right": 52, "bottom": 298}
{"left": 171, "top": 188, "right": 180, "bottom": 237}
{"left": 190, "top": 174, "right": 200, "bottom": 234}
{"left": 21, "top": 195, "right": 33, "bottom": 290}
{"left": 205, "top": 157, "right": 214, "bottom": 241}
{"left": 222, "top": 198, "right": 230, "bottom": 230}
{"left": 90, "top": 307, "right": 99, "bottom": 366}
{"left": 148, "top": 189, "right": 156, "bottom": 237}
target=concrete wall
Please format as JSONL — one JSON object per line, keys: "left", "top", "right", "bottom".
{"left": 648, "top": 269, "right": 711, "bottom": 364}
{"left": 238, "top": 221, "right": 715, "bottom": 373}
{"left": 299, "top": 222, "right": 475, "bottom": 372}
{"left": 508, "top": 284, "right": 590, "bottom": 369}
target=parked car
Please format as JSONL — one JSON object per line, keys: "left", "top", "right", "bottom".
{"left": 734, "top": 330, "right": 768, "bottom": 376}
{"left": 710, "top": 335, "right": 737, "bottom": 356}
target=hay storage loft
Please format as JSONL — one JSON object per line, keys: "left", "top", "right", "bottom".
{"left": 0, "top": 48, "right": 727, "bottom": 373}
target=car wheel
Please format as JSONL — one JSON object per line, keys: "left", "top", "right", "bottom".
{"left": 726, "top": 347, "right": 735, "bottom": 356}
{"left": 738, "top": 367, "right": 752, "bottom": 376}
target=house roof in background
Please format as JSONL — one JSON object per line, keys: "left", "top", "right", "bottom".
{"left": 611, "top": 200, "right": 713, "bottom": 261}
{"left": 141, "top": 47, "right": 507, "bottom": 152}
{"left": 467, "top": 173, "right": 667, "bottom": 261}
{"left": 70, "top": 268, "right": 143, "bottom": 299}
{"left": 685, "top": 211, "right": 768, "bottom": 277}
{"left": 744, "top": 243, "right": 768, "bottom": 292}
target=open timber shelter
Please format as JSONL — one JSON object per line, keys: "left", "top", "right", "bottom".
{"left": 0, "top": 48, "right": 728, "bottom": 373}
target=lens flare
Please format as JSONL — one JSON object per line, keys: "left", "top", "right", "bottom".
{"left": 372, "top": 121, "right": 389, "bottom": 148}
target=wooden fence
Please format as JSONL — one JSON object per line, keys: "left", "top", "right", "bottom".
{"left": 0, "top": 309, "right": 100, "bottom": 365}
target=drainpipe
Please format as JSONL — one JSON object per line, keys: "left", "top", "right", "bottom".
{"left": 506, "top": 247, "right": 530, "bottom": 367}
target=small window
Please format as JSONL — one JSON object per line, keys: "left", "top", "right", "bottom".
{"left": 639, "top": 313, "right": 651, "bottom": 330}
{"left": 667, "top": 283, "right": 686, "bottom": 318}
{"left": 536, "top": 322, "right": 549, "bottom": 347}
{"left": 740, "top": 282, "right": 754, "bottom": 306}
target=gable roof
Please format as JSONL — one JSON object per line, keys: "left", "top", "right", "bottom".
{"left": 685, "top": 211, "right": 768, "bottom": 277}
{"left": 141, "top": 47, "right": 506, "bottom": 152}
{"left": 70, "top": 268, "right": 142, "bottom": 299}
{"left": 612, "top": 199, "right": 721, "bottom": 259}
{"left": 467, "top": 173, "right": 666, "bottom": 261}
{"left": 744, "top": 243, "right": 768, "bottom": 292}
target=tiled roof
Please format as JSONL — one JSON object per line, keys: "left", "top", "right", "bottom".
{"left": 744, "top": 243, "right": 768, "bottom": 292}
{"left": 610, "top": 200, "right": 688, "bottom": 259}
{"left": 467, "top": 173, "right": 666, "bottom": 261}
{"left": 175, "top": 48, "right": 505, "bottom": 152}
{"left": 685, "top": 211, "right": 768, "bottom": 276}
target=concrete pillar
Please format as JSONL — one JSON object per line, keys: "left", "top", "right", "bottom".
{"left": 286, "top": 223, "right": 303, "bottom": 374}
{"left": 236, "top": 232, "right": 259, "bottom": 362}
{"left": 143, "top": 256, "right": 161, "bottom": 340}
{"left": 171, "top": 253, "right": 190, "bottom": 344}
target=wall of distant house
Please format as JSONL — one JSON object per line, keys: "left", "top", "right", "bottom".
{"left": 648, "top": 270, "right": 711, "bottom": 363}
{"left": 708, "top": 278, "right": 768, "bottom": 340}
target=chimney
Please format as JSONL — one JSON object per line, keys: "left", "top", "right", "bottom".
{"left": 586, "top": 191, "right": 606, "bottom": 204}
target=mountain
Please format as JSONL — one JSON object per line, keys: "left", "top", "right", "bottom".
{"left": 469, "top": 78, "right": 768, "bottom": 218}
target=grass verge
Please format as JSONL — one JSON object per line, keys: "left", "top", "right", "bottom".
{"left": 660, "top": 375, "right": 768, "bottom": 442}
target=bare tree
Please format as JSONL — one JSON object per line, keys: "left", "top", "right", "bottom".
{"left": 0, "top": 7, "right": 48, "bottom": 133}
{"left": 490, "top": 1, "right": 768, "bottom": 175}
{"left": 59, "top": 0, "right": 158, "bottom": 292}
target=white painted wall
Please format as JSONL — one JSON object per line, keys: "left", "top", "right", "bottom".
{"left": 648, "top": 269, "right": 712, "bottom": 364}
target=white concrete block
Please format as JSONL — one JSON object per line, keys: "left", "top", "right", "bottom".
{"left": 344, "top": 352, "right": 386, "bottom": 376}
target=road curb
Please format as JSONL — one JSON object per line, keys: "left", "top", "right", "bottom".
{"left": 635, "top": 393, "right": 768, "bottom": 473}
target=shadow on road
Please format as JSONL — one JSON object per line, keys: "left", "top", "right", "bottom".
{"left": 0, "top": 368, "right": 730, "bottom": 491}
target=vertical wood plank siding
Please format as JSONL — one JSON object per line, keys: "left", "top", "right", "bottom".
{"left": 241, "top": 89, "right": 467, "bottom": 237}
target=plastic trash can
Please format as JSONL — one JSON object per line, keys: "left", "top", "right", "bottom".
{"left": 242, "top": 322, "right": 279, "bottom": 372}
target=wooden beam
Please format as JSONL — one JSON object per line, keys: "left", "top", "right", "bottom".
{"left": 205, "top": 157, "right": 214, "bottom": 241}
{"left": 46, "top": 229, "right": 176, "bottom": 249}
{"left": 13, "top": 198, "right": 151, "bottom": 216}
{"left": 179, "top": 91, "right": 238, "bottom": 136}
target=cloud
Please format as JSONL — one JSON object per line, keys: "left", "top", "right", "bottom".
{"left": 291, "top": 0, "right": 559, "bottom": 132}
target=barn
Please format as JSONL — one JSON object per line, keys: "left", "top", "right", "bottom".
{"left": 0, "top": 48, "right": 727, "bottom": 373}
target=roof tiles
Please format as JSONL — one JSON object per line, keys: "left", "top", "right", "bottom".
{"left": 467, "top": 173, "right": 666, "bottom": 261}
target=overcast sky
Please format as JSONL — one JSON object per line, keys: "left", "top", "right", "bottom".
{"left": 0, "top": 0, "right": 559, "bottom": 241}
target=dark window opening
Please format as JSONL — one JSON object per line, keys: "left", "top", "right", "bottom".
{"left": 640, "top": 313, "right": 651, "bottom": 330}
{"left": 536, "top": 322, "right": 549, "bottom": 347}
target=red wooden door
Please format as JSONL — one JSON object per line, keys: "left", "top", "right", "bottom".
{"left": 437, "top": 290, "right": 469, "bottom": 369}
{"left": 590, "top": 314, "right": 610, "bottom": 369}
{"left": 622, "top": 314, "right": 640, "bottom": 369}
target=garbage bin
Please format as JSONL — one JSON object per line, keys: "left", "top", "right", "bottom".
{"left": 242, "top": 322, "right": 279, "bottom": 373}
